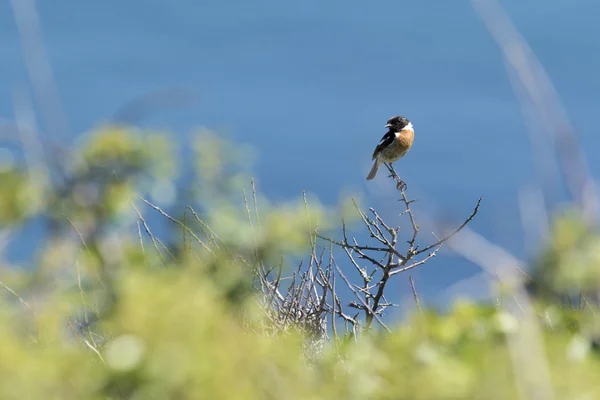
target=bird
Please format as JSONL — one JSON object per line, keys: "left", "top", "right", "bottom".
{"left": 366, "top": 115, "right": 414, "bottom": 181}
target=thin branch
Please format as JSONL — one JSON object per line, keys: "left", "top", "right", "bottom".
{"left": 333, "top": 260, "right": 390, "bottom": 333}
{"left": 390, "top": 248, "right": 441, "bottom": 276}
{"left": 0, "top": 280, "right": 32, "bottom": 310}
{"left": 137, "top": 195, "right": 213, "bottom": 254}
{"left": 316, "top": 234, "right": 406, "bottom": 261}
{"left": 409, "top": 276, "right": 422, "bottom": 315}
{"left": 130, "top": 200, "right": 167, "bottom": 265}
{"left": 414, "top": 197, "right": 482, "bottom": 256}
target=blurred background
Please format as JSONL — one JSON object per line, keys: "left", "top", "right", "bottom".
{"left": 1, "top": 0, "right": 599, "bottom": 307}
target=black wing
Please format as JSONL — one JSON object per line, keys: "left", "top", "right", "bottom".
{"left": 372, "top": 131, "right": 394, "bottom": 159}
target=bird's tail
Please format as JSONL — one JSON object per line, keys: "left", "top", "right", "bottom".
{"left": 366, "top": 160, "right": 380, "bottom": 180}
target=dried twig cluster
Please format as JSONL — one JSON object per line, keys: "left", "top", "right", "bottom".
{"left": 256, "top": 165, "right": 481, "bottom": 346}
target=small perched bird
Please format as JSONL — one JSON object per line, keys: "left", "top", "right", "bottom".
{"left": 366, "top": 115, "right": 414, "bottom": 180}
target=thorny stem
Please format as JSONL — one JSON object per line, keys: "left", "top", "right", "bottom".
{"left": 323, "top": 164, "right": 481, "bottom": 331}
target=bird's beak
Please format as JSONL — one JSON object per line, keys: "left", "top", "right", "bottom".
{"left": 384, "top": 123, "right": 392, "bottom": 129}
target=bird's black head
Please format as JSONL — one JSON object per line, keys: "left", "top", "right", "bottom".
{"left": 385, "top": 115, "right": 411, "bottom": 132}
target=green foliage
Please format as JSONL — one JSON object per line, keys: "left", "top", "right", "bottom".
{"left": 3, "top": 273, "right": 600, "bottom": 399}
{"left": 0, "top": 168, "right": 41, "bottom": 225}
{"left": 536, "top": 209, "right": 600, "bottom": 293}
{"left": 2, "top": 125, "right": 600, "bottom": 399}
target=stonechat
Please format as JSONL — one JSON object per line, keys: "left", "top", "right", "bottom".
{"left": 366, "top": 115, "right": 414, "bottom": 180}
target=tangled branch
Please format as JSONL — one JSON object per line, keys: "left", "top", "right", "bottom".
{"left": 318, "top": 163, "right": 482, "bottom": 330}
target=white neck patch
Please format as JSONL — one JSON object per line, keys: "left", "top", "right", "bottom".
{"left": 394, "top": 122, "right": 414, "bottom": 138}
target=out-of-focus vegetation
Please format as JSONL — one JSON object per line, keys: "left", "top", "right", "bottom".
{"left": 1, "top": 124, "right": 600, "bottom": 400}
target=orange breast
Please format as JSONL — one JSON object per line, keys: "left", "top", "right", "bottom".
{"left": 397, "top": 129, "right": 414, "bottom": 150}
{"left": 375, "top": 129, "right": 415, "bottom": 163}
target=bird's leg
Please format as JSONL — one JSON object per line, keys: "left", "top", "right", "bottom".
{"left": 386, "top": 163, "right": 395, "bottom": 178}
{"left": 385, "top": 163, "right": 407, "bottom": 191}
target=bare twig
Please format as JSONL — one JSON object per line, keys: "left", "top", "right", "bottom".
{"left": 319, "top": 162, "right": 481, "bottom": 332}
{"left": 138, "top": 195, "right": 213, "bottom": 255}
{"left": 409, "top": 276, "right": 422, "bottom": 315}
{"left": 414, "top": 197, "right": 482, "bottom": 256}
{"left": 0, "top": 280, "right": 32, "bottom": 310}
{"left": 130, "top": 200, "right": 167, "bottom": 265}
{"left": 333, "top": 260, "right": 390, "bottom": 333}
{"left": 390, "top": 248, "right": 441, "bottom": 276}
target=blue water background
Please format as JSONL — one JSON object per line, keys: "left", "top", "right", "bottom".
{"left": 1, "top": 0, "right": 599, "bottom": 311}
